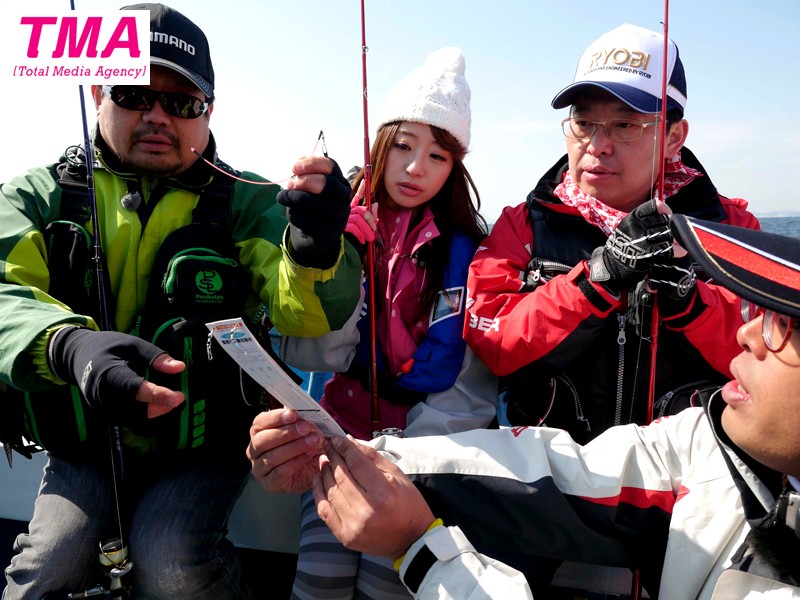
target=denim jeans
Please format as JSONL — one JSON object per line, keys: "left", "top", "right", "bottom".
{"left": 3, "top": 450, "right": 251, "bottom": 600}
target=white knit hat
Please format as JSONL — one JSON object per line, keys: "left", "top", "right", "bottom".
{"left": 376, "top": 47, "right": 471, "bottom": 149}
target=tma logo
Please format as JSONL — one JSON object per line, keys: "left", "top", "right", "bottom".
{"left": 2, "top": 11, "right": 150, "bottom": 85}
{"left": 21, "top": 16, "right": 141, "bottom": 58}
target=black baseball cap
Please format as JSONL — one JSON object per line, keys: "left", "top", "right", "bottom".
{"left": 122, "top": 3, "right": 214, "bottom": 99}
{"left": 672, "top": 215, "right": 800, "bottom": 320}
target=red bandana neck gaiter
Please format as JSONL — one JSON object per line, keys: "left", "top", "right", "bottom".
{"left": 554, "top": 151, "right": 704, "bottom": 236}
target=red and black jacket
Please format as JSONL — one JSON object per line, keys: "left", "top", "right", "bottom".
{"left": 465, "top": 149, "right": 759, "bottom": 443}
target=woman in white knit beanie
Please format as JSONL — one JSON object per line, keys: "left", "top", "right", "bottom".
{"left": 289, "top": 47, "right": 496, "bottom": 600}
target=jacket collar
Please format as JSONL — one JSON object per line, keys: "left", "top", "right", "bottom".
{"left": 527, "top": 148, "right": 727, "bottom": 222}
{"left": 377, "top": 203, "right": 439, "bottom": 256}
{"left": 702, "top": 388, "right": 784, "bottom": 522}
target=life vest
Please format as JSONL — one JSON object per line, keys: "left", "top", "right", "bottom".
{"left": 502, "top": 159, "right": 729, "bottom": 443}
{"left": 345, "top": 231, "right": 474, "bottom": 405}
{"left": 0, "top": 155, "right": 265, "bottom": 460}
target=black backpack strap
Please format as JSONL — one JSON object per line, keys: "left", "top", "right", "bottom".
{"left": 192, "top": 161, "right": 239, "bottom": 226}
{"left": 49, "top": 148, "right": 115, "bottom": 324}
{"left": 126, "top": 166, "right": 237, "bottom": 232}
{"left": 56, "top": 146, "right": 92, "bottom": 224}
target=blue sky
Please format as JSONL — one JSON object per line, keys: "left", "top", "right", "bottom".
{"left": 2, "top": 0, "right": 798, "bottom": 222}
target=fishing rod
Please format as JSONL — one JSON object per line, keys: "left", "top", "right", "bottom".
{"left": 646, "top": 0, "right": 671, "bottom": 426}
{"left": 56, "top": 2, "right": 134, "bottom": 598}
{"left": 41, "top": 538, "right": 132, "bottom": 599}
{"left": 358, "top": 0, "right": 382, "bottom": 438}
{"left": 60, "top": 92, "right": 134, "bottom": 599}
{"left": 631, "top": 5, "right": 671, "bottom": 600}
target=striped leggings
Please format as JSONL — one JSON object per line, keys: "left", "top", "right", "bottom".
{"left": 290, "top": 491, "right": 412, "bottom": 600}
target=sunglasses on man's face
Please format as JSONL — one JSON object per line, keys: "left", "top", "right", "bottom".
{"left": 102, "top": 85, "right": 210, "bottom": 119}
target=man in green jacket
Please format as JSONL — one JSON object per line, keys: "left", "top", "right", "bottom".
{"left": 0, "top": 4, "right": 359, "bottom": 599}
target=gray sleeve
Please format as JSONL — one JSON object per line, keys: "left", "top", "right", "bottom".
{"left": 279, "top": 283, "right": 363, "bottom": 373}
{"left": 404, "top": 347, "right": 498, "bottom": 437}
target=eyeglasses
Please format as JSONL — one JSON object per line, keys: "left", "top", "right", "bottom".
{"left": 102, "top": 85, "right": 210, "bottom": 119}
{"left": 561, "top": 117, "right": 660, "bottom": 142}
{"left": 741, "top": 299, "right": 798, "bottom": 352}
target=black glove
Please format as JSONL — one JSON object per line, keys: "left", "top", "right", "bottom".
{"left": 346, "top": 360, "right": 427, "bottom": 407}
{"left": 344, "top": 231, "right": 368, "bottom": 260}
{"left": 649, "top": 254, "right": 697, "bottom": 314}
{"left": 588, "top": 199, "right": 673, "bottom": 294}
{"left": 360, "top": 371, "right": 427, "bottom": 407}
{"left": 48, "top": 327, "right": 166, "bottom": 414}
{"left": 277, "top": 159, "right": 351, "bottom": 269}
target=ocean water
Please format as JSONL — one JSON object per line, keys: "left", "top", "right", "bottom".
{"left": 487, "top": 216, "right": 800, "bottom": 237}
{"left": 759, "top": 216, "right": 800, "bottom": 238}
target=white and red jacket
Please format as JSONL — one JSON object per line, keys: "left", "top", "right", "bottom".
{"left": 375, "top": 390, "right": 800, "bottom": 599}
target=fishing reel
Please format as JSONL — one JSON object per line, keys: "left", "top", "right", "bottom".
{"left": 372, "top": 427, "right": 405, "bottom": 439}
{"left": 41, "top": 537, "right": 133, "bottom": 600}
{"left": 627, "top": 280, "right": 655, "bottom": 340}
{"left": 98, "top": 537, "right": 133, "bottom": 597}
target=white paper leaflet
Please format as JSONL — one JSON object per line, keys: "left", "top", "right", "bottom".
{"left": 206, "top": 317, "right": 345, "bottom": 437}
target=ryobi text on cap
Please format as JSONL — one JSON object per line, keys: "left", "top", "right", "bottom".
{"left": 586, "top": 47, "right": 653, "bottom": 79}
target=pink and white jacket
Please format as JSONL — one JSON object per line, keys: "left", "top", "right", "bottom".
{"left": 283, "top": 203, "right": 497, "bottom": 440}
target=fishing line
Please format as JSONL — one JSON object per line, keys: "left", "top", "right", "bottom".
{"left": 190, "top": 129, "right": 329, "bottom": 185}
{"left": 646, "top": 2, "right": 671, "bottom": 428}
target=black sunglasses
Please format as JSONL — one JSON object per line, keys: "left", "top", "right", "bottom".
{"left": 102, "top": 85, "right": 210, "bottom": 119}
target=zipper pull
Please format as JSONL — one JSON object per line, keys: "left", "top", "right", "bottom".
{"left": 523, "top": 258, "right": 543, "bottom": 291}
{"left": 617, "top": 313, "right": 627, "bottom": 345}
{"left": 655, "top": 390, "right": 674, "bottom": 418}
{"left": 530, "top": 258, "right": 542, "bottom": 283}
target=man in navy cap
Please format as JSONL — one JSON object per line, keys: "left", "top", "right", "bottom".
{"left": 0, "top": 4, "right": 359, "bottom": 599}
{"left": 465, "top": 23, "right": 760, "bottom": 447}
{"left": 461, "top": 25, "right": 762, "bottom": 589}
{"left": 249, "top": 215, "right": 800, "bottom": 598}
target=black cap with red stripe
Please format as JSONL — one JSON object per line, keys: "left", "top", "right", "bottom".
{"left": 671, "top": 215, "right": 800, "bottom": 320}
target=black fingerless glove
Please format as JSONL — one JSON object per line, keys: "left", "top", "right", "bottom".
{"left": 589, "top": 199, "right": 673, "bottom": 294}
{"left": 48, "top": 327, "right": 165, "bottom": 413}
{"left": 277, "top": 159, "right": 351, "bottom": 269}
{"left": 376, "top": 373, "right": 427, "bottom": 407}
{"left": 649, "top": 254, "right": 697, "bottom": 315}
{"left": 347, "top": 361, "right": 427, "bottom": 407}
{"left": 343, "top": 231, "right": 368, "bottom": 260}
